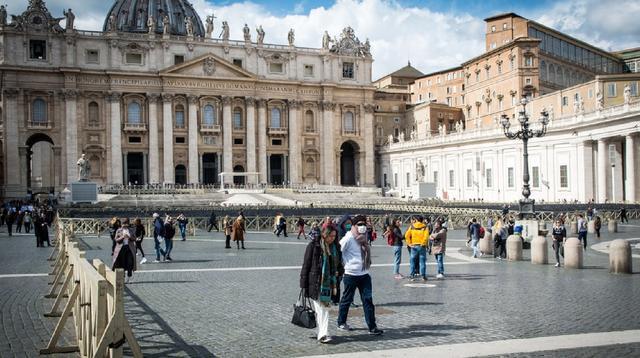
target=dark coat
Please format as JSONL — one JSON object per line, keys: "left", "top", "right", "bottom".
{"left": 112, "top": 227, "right": 137, "bottom": 271}
{"left": 232, "top": 218, "right": 245, "bottom": 241}
{"left": 299, "top": 238, "right": 344, "bottom": 301}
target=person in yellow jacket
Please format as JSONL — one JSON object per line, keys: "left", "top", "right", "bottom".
{"left": 404, "top": 215, "right": 430, "bottom": 281}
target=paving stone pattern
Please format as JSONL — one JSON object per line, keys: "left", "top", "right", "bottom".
{"left": 0, "top": 222, "right": 639, "bottom": 357}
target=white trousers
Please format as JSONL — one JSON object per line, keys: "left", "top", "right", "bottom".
{"left": 311, "top": 299, "right": 330, "bottom": 340}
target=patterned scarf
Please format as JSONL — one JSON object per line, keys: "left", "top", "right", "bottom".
{"left": 351, "top": 226, "right": 372, "bottom": 271}
{"left": 319, "top": 239, "right": 339, "bottom": 304}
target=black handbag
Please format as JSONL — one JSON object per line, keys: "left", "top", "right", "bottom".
{"left": 291, "top": 289, "right": 316, "bottom": 329}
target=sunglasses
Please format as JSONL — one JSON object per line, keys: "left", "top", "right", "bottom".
{"left": 356, "top": 223, "right": 366, "bottom": 226}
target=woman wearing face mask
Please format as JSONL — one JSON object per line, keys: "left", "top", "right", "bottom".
{"left": 300, "top": 224, "right": 344, "bottom": 343}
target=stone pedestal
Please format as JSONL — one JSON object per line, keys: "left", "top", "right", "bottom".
{"left": 479, "top": 231, "right": 493, "bottom": 256}
{"left": 609, "top": 239, "right": 632, "bottom": 274}
{"left": 608, "top": 220, "right": 618, "bottom": 233}
{"left": 570, "top": 221, "right": 578, "bottom": 235}
{"left": 507, "top": 235, "right": 522, "bottom": 261}
{"left": 587, "top": 220, "right": 595, "bottom": 234}
{"left": 70, "top": 182, "right": 98, "bottom": 203}
{"left": 564, "top": 237, "right": 583, "bottom": 269}
{"left": 531, "top": 236, "right": 548, "bottom": 265}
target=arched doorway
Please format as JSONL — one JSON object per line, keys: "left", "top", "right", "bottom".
{"left": 26, "top": 133, "right": 55, "bottom": 190}
{"left": 340, "top": 141, "right": 358, "bottom": 186}
{"left": 233, "top": 165, "right": 245, "bottom": 186}
{"left": 174, "top": 164, "right": 187, "bottom": 185}
{"left": 202, "top": 153, "right": 218, "bottom": 184}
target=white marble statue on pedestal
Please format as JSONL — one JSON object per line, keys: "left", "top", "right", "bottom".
{"left": 596, "top": 90, "right": 604, "bottom": 111}
{"left": 77, "top": 154, "right": 91, "bottom": 182}
{"left": 624, "top": 84, "right": 631, "bottom": 104}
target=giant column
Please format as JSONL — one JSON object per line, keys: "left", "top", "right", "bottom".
{"left": 288, "top": 100, "right": 300, "bottom": 184}
{"left": 3, "top": 90, "right": 20, "bottom": 195}
{"left": 63, "top": 89, "right": 78, "bottom": 186}
{"left": 321, "top": 101, "right": 336, "bottom": 185}
{"left": 109, "top": 92, "right": 123, "bottom": 184}
{"left": 147, "top": 93, "right": 160, "bottom": 184}
{"left": 222, "top": 96, "right": 233, "bottom": 184}
{"left": 625, "top": 134, "right": 636, "bottom": 202}
{"left": 187, "top": 95, "right": 199, "bottom": 184}
{"left": 245, "top": 97, "right": 257, "bottom": 181}
{"left": 162, "top": 93, "right": 174, "bottom": 184}
{"left": 257, "top": 99, "right": 267, "bottom": 184}
{"left": 363, "top": 103, "right": 375, "bottom": 186}
{"left": 597, "top": 138, "right": 607, "bottom": 202}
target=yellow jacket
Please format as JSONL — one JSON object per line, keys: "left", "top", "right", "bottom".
{"left": 404, "top": 222, "right": 430, "bottom": 247}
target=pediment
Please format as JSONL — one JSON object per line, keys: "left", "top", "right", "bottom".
{"left": 160, "top": 53, "right": 256, "bottom": 79}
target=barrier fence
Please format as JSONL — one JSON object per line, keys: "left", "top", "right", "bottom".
{"left": 41, "top": 217, "right": 142, "bottom": 357}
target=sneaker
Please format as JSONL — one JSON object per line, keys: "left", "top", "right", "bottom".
{"left": 319, "top": 336, "right": 333, "bottom": 344}
{"left": 337, "top": 324, "right": 353, "bottom": 331}
{"left": 555, "top": 263, "right": 560, "bottom": 267}
{"left": 140, "top": 257, "right": 147, "bottom": 264}
{"left": 368, "top": 328, "right": 384, "bottom": 336}
{"left": 166, "top": 257, "right": 172, "bottom": 261}
{"left": 411, "top": 277, "right": 420, "bottom": 282}
{"left": 436, "top": 273, "right": 444, "bottom": 279}
{"left": 152, "top": 259, "right": 160, "bottom": 263}
{"left": 479, "top": 252, "right": 484, "bottom": 257}
{"left": 394, "top": 274, "right": 403, "bottom": 280}
{"left": 422, "top": 276, "right": 428, "bottom": 282}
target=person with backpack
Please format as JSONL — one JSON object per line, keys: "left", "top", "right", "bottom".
{"left": 152, "top": 213, "right": 166, "bottom": 262}
{"left": 207, "top": 210, "right": 219, "bottom": 232}
{"left": 594, "top": 216, "right": 602, "bottom": 239}
{"left": 429, "top": 220, "right": 447, "bottom": 279}
{"left": 163, "top": 216, "right": 176, "bottom": 261}
{"left": 176, "top": 213, "right": 188, "bottom": 241}
{"left": 469, "top": 218, "right": 482, "bottom": 258}
{"left": 276, "top": 214, "right": 288, "bottom": 237}
{"left": 133, "top": 218, "right": 147, "bottom": 264}
{"left": 385, "top": 218, "right": 404, "bottom": 279}
{"left": 551, "top": 220, "right": 566, "bottom": 267}
{"left": 108, "top": 217, "right": 121, "bottom": 256}
{"left": 577, "top": 214, "right": 588, "bottom": 250}
{"left": 404, "top": 215, "right": 430, "bottom": 281}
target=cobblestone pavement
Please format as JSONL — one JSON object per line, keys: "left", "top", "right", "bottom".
{"left": 1, "top": 221, "right": 639, "bottom": 357}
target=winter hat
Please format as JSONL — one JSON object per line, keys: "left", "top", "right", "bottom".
{"left": 352, "top": 214, "right": 366, "bottom": 225}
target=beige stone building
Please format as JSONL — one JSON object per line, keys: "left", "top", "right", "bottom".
{"left": 0, "top": 0, "right": 377, "bottom": 198}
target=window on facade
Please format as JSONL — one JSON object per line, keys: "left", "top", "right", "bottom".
{"left": 233, "top": 108, "right": 243, "bottom": 129}
{"left": 532, "top": 166, "right": 540, "bottom": 188}
{"left": 511, "top": 95, "right": 517, "bottom": 107}
{"left": 128, "top": 136, "right": 142, "bottom": 143}
{"left": 491, "top": 25, "right": 496, "bottom": 32}
{"left": 394, "top": 173, "right": 398, "bottom": 187}
{"left": 29, "top": 40, "right": 47, "bottom": 60}
{"left": 376, "top": 126, "right": 383, "bottom": 137}
{"left": 562, "top": 96, "right": 568, "bottom": 106}
{"left": 510, "top": 57, "right": 515, "bottom": 70}
{"left": 270, "top": 108, "right": 282, "bottom": 128}
{"left": 233, "top": 59, "right": 243, "bottom": 68}
{"left": 175, "top": 137, "right": 186, "bottom": 144}
{"left": 269, "top": 62, "right": 284, "bottom": 73}
{"left": 86, "top": 50, "right": 99, "bottom": 64}
{"left": 433, "top": 171, "right": 438, "bottom": 188}
{"left": 305, "top": 110, "right": 314, "bottom": 132}
{"left": 498, "top": 98, "right": 503, "bottom": 110}
{"left": 630, "top": 82, "right": 638, "bottom": 96}
{"left": 559, "top": 165, "right": 568, "bottom": 188}
{"left": 507, "top": 167, "right": 514, "bottom": 188}
{"left": 485, "top": 68, "right": 490, "bottom": 79}
{"left": 203, "top": 136, "right": 216, "bottom": 145}
{"left": 503, "top": 23, "right": 507, "bottom": 30}
{"left": 466, "top": 169, "right": 473, "bottom": 188}
{"left": 448, "top": 170, "right": 455, "bottom": 187}
{"left": 88, "top": 101, "right": 100, "bottom": 127}
{"left": 475, "top": 72, "right": 480, "bottom": 82}
{"left": 405, "top": 172, "right": 410, "bottom": 187}
{"left": 125, "top": 53, "right": 143, "bottom": 65}
{"left": 497, "top": 64, "right": 502, "bottom": 74}
{"left": 304, "top": 64, "right": 314, "bottom": 76}
{"left": 343, "top": 111, "right": 355, "bottom": 133}
{"left": 524, "top": 56, "right": 533, "bottom": 67}
{"left": 607, "top": 83, "right": 616, "bottom": 97}
{"left": 174, "top": 55, "right": 184, "bottom": 65}
{"left": 342, "top": 62, "right": 354, "bottom": 79}
{"left": 32, "top": 98, "right": 47, "bottom": 123}
{"left": 305, "top": 158, "right": 316, "bottom": 178}
{"left": 486, "top": 168, "right": 492, "bottom": 188}
{"left": 127, "top": 102, "right": 141, "bottom": 123}
{"left": 203, "top": 104, "right": 216, "bottom": 125}
{"left": 175, "top": 104, "right": 185, "bottom": 128}
{"left": 234, "top": 138, "right": 244, "bottom": 145}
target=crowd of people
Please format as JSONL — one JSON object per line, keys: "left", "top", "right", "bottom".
{"left": 1, "top": 199, "right": 55, "bottom": 247}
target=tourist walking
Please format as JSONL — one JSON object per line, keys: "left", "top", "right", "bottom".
{"left": 336, "top": 215, "right": 383, "bottom": 336}
{"left": 469, "top": 218, "right": 482, "bottom": 258}
{"left": 109, "top": 217, "right": 121, "bottom": 256}
{"left": 223, "top": 215, "right": 233, "bottom": 248}
{"left": 15, "top": 211, "right": 23, "bottom": 233}
{"left": 296, "top": 216, "right": 306, "bottom": 240}
{"left": 273, "top": 212, "right": 282, "bottom": 235}
{"left": 112, "top": 218, "right": 137, "bottom": 283}
{"left": 207, "top": 209, "right": 219, "bottom": 232}
{"left": 594, "top": 216, "right": 602, "bottom": 239}
{"left": 23, "top": 212, "right": 32, "bottom": 233}
{"left": 430, "top": 220, "right": 447, "bottom": 279}
{"left": 620, "top": 207, "right": 628, "bottom": 223}
{"left": 577, "top": 214, "right": 588, "bottom": 250}
{"left": 33, "top": 212, "right": 44, "bottom": 247}
{"left": 385, "top": 217, "right": 404, "bottom": 279}
{"left": 232, "top": 215, "right": 246, "bottom": 249}
{"left": 276, "top": 213, "right": 288, "bottom": 237}
{"left": 404, "top": 215, "right": 429, "bottom": 281}
{"left": 163, "top": 216, "right": 176, "bottom": 261}
{"left": 300, "top": 224, "right": 344, "bottom": 344}
{"left": 551, "top": 220, "right": 566, "bottom": 267}
{"left": 152, "top": 213, "right": 166, "bottom": 263}
{"left": 493, "top": 218, "right": 507, "bottom": 259}
{"left": 307, "top": 221, "right": 320, "bottom": 240}
{"left": 5, "top": 209, "right": 14, "bottom": 236}
{"left": 134, "top": 218, "right": 147, "bottom": 264}
{"left": 177, "top": 213, "right": 188, "bottom": 241}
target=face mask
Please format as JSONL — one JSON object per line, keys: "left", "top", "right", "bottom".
{"left": 345, "top": 224, "right": 352, "bottom": 230}
{"left": 357, "top": 225, "right": 367, "bottom": 234}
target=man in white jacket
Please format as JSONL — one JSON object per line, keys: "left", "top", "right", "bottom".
{"left": 336, "top": 214, "right": 384, "bottom": 336}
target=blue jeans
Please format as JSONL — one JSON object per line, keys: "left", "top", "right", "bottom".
{"left": 154, "top": 235, "right": 166, "bottom": 260}
{"left": 337, "top": 274, "right": 377, "bottom": 331}
{"left": 165, "top": 238, "right": 173, "bottom": 258}
{"left": 410, "top": 246, "right": 427, "bottom": 277}
{"left": 435, "top": 253, "right": 444, "bottom": 274}
{"left": 178, "top": 223, "right": 187, "bottom": 239}
{"left": 578, "top": 231, "right": 587, "bottom": 249}
{"left": 393, "top": 246, "right": 402, "bottom": 274}
{"left": 471, "top": 239, "right": 480, "bottom": 257}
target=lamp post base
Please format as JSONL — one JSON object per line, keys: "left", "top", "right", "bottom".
{"left": 519, "top": 198, "right": 535, "bottom": 218}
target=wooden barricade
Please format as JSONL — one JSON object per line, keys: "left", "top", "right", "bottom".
{"left": 41, "top": 224, "right": 142, "bottom": 357}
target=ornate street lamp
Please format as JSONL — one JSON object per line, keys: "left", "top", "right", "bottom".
{"left": 500, "top": 97, "right": 549, "bottom": 217}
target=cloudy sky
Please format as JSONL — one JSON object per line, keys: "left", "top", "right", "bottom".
{"left": 9, "top": 0, "right": 640, "bottom": 78}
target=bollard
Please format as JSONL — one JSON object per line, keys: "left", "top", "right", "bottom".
{"left": 506, "top": 235, "right": 523, "bottom": 261}
{"left": 609, "top": 239, "right": 632, "bottom": 274}
{"left": 480, "top": 231, "right": 493, "bottom": 256}
{"left": 564, "top": 237, "right": 583, "bottom": 269}
{"left": 608, "top": 220, "right": 618, "bottom": 233}
{"left": 587, "top": 220, "right": 595, "bottom": 234}
{"left": 570, "top": 221, "right": 578, "bottom": 235}
{"left": 531, "top": 236, "right": 548, "bottom": 265}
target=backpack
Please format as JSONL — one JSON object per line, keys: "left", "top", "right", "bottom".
{"left": 479, "top": 226, "right": 485, "bottom": 238}
{"left": 386, "top": 230, "right": 394, "bottom": 246}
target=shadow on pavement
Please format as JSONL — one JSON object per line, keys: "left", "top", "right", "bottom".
{"left": 331, "top": 323, "right": 478, "bottom": 343}
{"left": 124, "top": 287, "right": 217, "bottom": 357}
{"left": 377, "top": 301, "right": 443, "bottom": 307}
{"left": 127, "top": 280, "right": 199, "bottom": 285}
{"left": 436, "top": 274, "right": 495, "bottom": 281}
